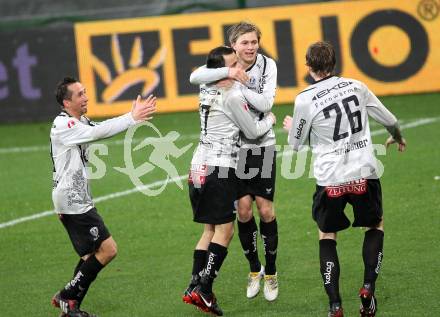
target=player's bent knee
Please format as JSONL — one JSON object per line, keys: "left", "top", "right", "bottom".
{"left": 238, "top": 208, "right": 253, "bottom": 222}
{"left": 258, "top": 206, "right": 275, "bottom": 222}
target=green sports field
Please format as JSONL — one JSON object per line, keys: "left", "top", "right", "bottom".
{"left": 1, "top": 92, "right": 439, "bottom": 317}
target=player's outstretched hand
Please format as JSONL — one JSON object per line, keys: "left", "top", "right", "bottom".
{"left": 131, "top": 94, "right": 157, "bottom": 122}
{"left": 283, "top": 115, "right": 292, "bottom": 132}
{"left": 385, "top": 136, "right": 406, "bottom": 152}
{"left": 228, "top": 67, "right": 249, "bottom": 84}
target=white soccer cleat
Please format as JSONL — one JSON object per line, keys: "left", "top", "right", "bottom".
{"left": 246, "top": 265, "right": 265, "bottom": 298}
{"left": 263, "top": 273, "right": 278, "bottom": 301}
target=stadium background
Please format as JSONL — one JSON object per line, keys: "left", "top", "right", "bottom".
{"left": 1, "top": 0, "right": 439, "bottom": 316}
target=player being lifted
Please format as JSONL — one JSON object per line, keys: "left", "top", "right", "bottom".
{"left": 183, "top": 46, "right": 276, "bottom": 316}
{"left": 190, "top": 21, "right": 279, "bottom": 302}
{"left": 283, "top": 41, "right": 406, "bottom": 317}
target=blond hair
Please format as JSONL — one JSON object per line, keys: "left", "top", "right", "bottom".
{"left": 227, "top": 21, "right": 261, "bottom": 45}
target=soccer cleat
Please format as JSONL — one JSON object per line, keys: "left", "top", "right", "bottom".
{"left": 246, "top": 265, "right": 265, "bottom": 298}
{"left": 190, "top": 286, "right": 223, "bottom": 316}
{"left": 182, "top": 275, "right": 200, "bottom": 305}
{"left": 328, "top": 302, "right": 344, "bottom": 317}
{"left": 263, "top": 273, "right": 278, "bottom": 301}
{"left": 55, "top": 295, "right": 97, "bottom": 317}
{"left": 359, "top": 284, "right": 377, "bottom": 317}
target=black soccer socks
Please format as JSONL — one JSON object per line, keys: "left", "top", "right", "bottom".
{"left": 200, "top": 243, "right": 228, "bottom": 294}
{"left": 72, "top": 258, "right": 87, "bottom": 306}
{"left": 319, "top": 239, "right": 341, "bottom": 305}
{"left": 260, "top": 218, "right": 278, "bottom": 275}
{"left": 192, "top": 249, "right": 208, "bottom": 276}
{"left": 60, "top": 255, "right": 104, "bottom": 301}
{"left": 238, "top": 217, "right": 261, "bottom": 273}
{"left": 363, "top": 229, "right": 384, "bottom": 293}
{"left": 73, "top": 258, "right": 85, "bottom": 277}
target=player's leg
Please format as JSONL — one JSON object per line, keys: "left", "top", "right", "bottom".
{"left": 60, "top": 236, "right": 115, "bottom": 304}
{"left": 313, "top": 184, "right": 349, "bottom": 317}
{"left": 255, "top": 196, "right": 278, "bottom": 301}
{"left": 191, "top": 222, "right": 234, "bottom": 316}
{"left": 189, "top": 166, "right": 236, "bottom": 315}
{"left": 183, "top": 224, "right": 214, "bottom": 304}
{"left": 54, "top": 208, "right": 111, "bottom": 316}
{"left": 254, "top": 146, "right": 278, "bottom": 301}
{"left": 351, "top": 179, "right": 384, "bottom": 317}
{"left": 236, "top": 147, "right": 263, "bottom": 279}
{"left": 237, "top": 195, "right": 265, "bottom": 299}
{"left": 359, "top": 221, "right": 383, "bottom": 317}
{"left": 319, "top": 231, "right": 343, "bottom": 317}
{"left": 237, "top": 195, "right": 261, "bottom": 272}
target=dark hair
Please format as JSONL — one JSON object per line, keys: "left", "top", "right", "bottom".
{"left": 305, "top": 41, "right": 336, "bottom": 76}
{"left": 206, "top": 46, "right": 235, "bottom": 69}
{"left": 55, "top": 77, "right": 78, "bottom": 107}
{"left": 227, "top": 21, "right": 261, "bottom": 45}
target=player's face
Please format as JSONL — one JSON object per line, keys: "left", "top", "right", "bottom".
{"left": 223, "top": 53, "right": 238, "bottom": 68}
{"left": 65, "top": 82, "right": 88, "bottom": 118}
{"left": 232, "top": 31, "right": 259, "bottom": 66}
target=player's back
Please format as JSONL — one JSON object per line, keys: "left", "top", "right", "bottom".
{"left": 294, "top": 76, "right": 379, "bottom": 185}
{"left": 192, "top": 84, "right": 241, "bottom": 169}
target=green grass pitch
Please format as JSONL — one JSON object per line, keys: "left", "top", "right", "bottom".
{"left": 0, "top": 92, "right": 439, "bottom": 316}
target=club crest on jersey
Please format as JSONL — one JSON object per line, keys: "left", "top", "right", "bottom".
{"left": 249, "top": 76, "right": 256, "bottom": 85}
{"left": 67, "top": 120, "right": 76, "bottom": 128}
{"left": 89, "top": 226, "right": 99, "bottom": 241}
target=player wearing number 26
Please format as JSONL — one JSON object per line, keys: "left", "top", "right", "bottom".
{"left": 283, "top": 41, "right": 406, "bottom": 317}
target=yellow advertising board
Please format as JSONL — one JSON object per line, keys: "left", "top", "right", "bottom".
{"left": 75, "top": 0, "right": 440, "bottom": 117}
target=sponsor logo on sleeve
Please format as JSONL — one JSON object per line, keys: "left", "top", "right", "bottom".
{"left": 295, "top": 118, "right": 307, "bottom": 139}
{"left": 67, "top": 120, "right": 75, "bottom": 128}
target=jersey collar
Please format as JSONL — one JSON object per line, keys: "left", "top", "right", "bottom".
{"left": 314, "top": 75, "right": 335, "bottom": 83}
{"left": 245, "top": 54, "right": 258, "bottom": 72}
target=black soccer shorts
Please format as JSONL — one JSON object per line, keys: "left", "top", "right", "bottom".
{"left": 236, "top": 145, "right": 276, "bottom": 201}
{"left": 188, "top": 165, "right": 237, "bottom": 225}
{"left": 59, "top": 207, "right": 111, "bottom": 257}
{"left": 312, "top": 178, "right": 383, "bottom": 233}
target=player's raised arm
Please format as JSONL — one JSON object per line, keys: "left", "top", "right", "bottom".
{"left": 189, "top": 65, "right": 229, "bottom": 85}
{"left": 190, "top": 64, "right": 248, "bottom": 85}
{"left": 57, "top": 95, "right": 156, "bottom": 146}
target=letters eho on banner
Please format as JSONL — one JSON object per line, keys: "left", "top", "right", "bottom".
{"left": 74, "top": 0, "right": 440, "bottom": 118}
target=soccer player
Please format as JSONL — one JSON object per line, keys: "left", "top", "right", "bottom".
{"left": 183, "top": 46, "right": 276, "bottom": 316}
{"left": 50, "top": 77, "right": 156, "bottom": 317}
{"left": 190, "top": 21, "right": 279, "bottom": 302}
{"left": 283, "top": 41, "right": 406, "bottom": 317}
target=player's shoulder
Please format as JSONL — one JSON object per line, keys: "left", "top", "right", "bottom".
{"left": 52, "top": 112, "right": 80, "bottom": 130}
{"left": 253, "top": 54, "right": 277, "bottom": 73}
{"left": 295, "top": 83, "right": 318, "bottom": 105}
{"left": 258, "top": 53, "right": 276, "bottom": 66}
{"left": 223, "top": 84, "right": 244, "bottom": 103}
{"left": 335, "top": 76, "right": 367, "bottom": 90}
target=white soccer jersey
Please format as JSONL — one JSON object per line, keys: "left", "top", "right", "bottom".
{"left": 190, "top": 53, "right": 277, "bottom": 148}
{"left": 288, "top": 76, "right": 397, "bottom": 186}
{"left": 191, "top": 83, "right": 275, "bottom": 169}
{"left": 50, "top": 111, "right": 135, "bottom": 214}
